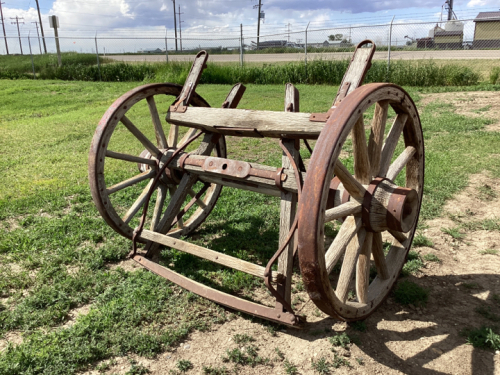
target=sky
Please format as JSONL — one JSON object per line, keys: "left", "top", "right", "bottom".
{"left": 1, "top": 0, "right": 499, "bottom": 53}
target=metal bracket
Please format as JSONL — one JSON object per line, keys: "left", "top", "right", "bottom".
{"left": 203, "top": 157, "right": 251, "bottom": 178}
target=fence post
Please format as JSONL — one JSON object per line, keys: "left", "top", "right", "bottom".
{"left": 387, "top": 15, "right": 395, "bottom": 81}
{"left": 305, "top": 22, "right": 310, "bottom": 82}
{"left": 28, "top": 33, "right": 36, "bottom": 79}
{"left": 165, "top": 28, "right": 169, "bottom": 63}
{"left": 95, "top": 32, "right": 102, "bottom": 81}
{"left": 240, "top": 23, "right": 243, "bottom": 67}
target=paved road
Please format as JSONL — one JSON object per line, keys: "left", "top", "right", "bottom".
{"left": 108, "top": 50, "right": 500, "bottom": 63}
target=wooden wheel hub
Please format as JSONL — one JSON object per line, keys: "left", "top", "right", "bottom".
{"left": 137, "top": 148, "right": 184, "bottom": 185}
{"left": 362, "top": 177, "right": 419, "bottom": 233}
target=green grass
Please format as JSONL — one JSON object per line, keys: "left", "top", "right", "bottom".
{"left": 413, "top": 233, "right": 434, "bottom": 247}
{"left": 479, "top": 249, "right": 499, "bottom": 255}
{"left": 401, "top": 251, "right": 425, "bottom": 276}
{"left": 423, "top": 253, "right": 441, "bottom": 263}
{"left": 1, "top": 79, "right": 500, "bottom": 373}
{"left": 393, "top": 280, "right": 429, "bottom": 307}
{"left": 461, "top": 326, "right": 500, "bottom": 351}
{"left": 176, "top": 359, "right": 193, "bottom": 372}
{"left": 0, "top": 53, "right": 483, "bottom": 86}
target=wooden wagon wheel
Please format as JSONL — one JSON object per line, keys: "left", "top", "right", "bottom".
{"left": 89, "top": 83, "right": 226, "bottom": 242}
{"left": 298, "top": 83, "right": 424, "bottom": 321}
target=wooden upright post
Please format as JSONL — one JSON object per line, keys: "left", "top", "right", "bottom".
{"left": 49, "top": 15, "right": 61, "bottom": 66}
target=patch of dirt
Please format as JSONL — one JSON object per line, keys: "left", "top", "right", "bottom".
{"left": 420, "top": 91, "right": 500, "bottom": 131}
{"left": 108, "top": 259, "right": 141, "bottom": 272}
{"left": 82, "top": 172, "right": 500, "bottom": 374}
{"left": 0, "top": 332, "right": 23, "bottom": 353}
{"left": 61, "top": 304, "right": 92, "bottom": 329}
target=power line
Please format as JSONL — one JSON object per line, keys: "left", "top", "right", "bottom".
{"left": 31, "top": 20, "right": 41, "bottom": 54}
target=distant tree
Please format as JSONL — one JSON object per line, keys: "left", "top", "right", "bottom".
{"left": 328, "top": 34, "right": 344, "bottom": 41}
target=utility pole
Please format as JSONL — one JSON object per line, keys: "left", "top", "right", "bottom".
{"left": 32, "top": 21, "right": 42, "bottom": 54}
{"left": 0, "top": 2, "right": 8, "bottom": 54}
{"left": 252, "top": 0, "right": 262, "bottom": 50}
{"left": 446, "top": 0, "right": 454, "bottom": 21}
{"left": 178, "top": 6, "right": 184, "bottom": 51}
{"left": 287, "top": 23, "right": 290, "bottom": 43}
{"left": 172, "top": 0, "right": 178, "bottom": 51}
{"left": 35, "top": 0, "right": 47, "bottom": 53}
{"left": 11, "top": 16, "right": 24, "bottom": 55}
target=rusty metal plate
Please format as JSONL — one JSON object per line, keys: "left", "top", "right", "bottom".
{"left": 203, "top": 157, "right": 251, "bottom": 178}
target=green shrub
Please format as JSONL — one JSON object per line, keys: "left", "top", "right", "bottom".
{"left": 393, "top": 280, "right": 429, "bottom": 306}
{"left": 490, "top": 67, "right": 500, "bottom": 84}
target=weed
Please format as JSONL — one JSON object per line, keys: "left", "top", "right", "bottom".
{"left": 292, "top": 279, "right": 305, "bottom": 293}
{"left": 332, "top": 353, "right": 351, "bottom": 368}
{"left": 401, "top": 251, "right": 425, "bottom": 276}
{"left": 462, "top": 282, "right": 481, "bottom": 290}
{"left": 274, "top": 347, "right": 285, "bottom": 361}
{"left": 313, "top": 308, "right": 322, "bottom": 317}
{"left": 176, "top": 359, "right": 193, "bottom": 373}
{"left": 223, "top": 345, "right": 267, "bottom": 367}
{"left": 311, "top": 357, "right": 331, "bottom": 374}
{"left": 329, "top": 332, "right": 351, "bottom": 349}
{"left": 441, "top": 227, "right": 465, "bottom": 240}
{"left": 233, "top": 334, "right": 254, "bottom": 345}
{"left": 349, "top": 320, "right": 367, "bottom": 332}
{"left": 461, "top": 326, "right": 500, "bottom": 350}
{"left": 413, "top": 233, "right": 434, "bottom": 247}
{"left": 202, "top": 365, "right": 229, "bottom": 375}
{"left": 490, "top": 66, "right": 500, "bottom": 84}
{"left": 423, "top": 253, "right": 441, "bottom": 262}
{"left": 283, "top": 359, "right": 298, "bottom": 375}
{"left": 356, "top": 357, "right": 365, "bottom": 365}
{"left": 394, "top": 280, "right": 429, "bottom": 307}
{"left": 477, "top": 184, "right": 497, "bottom": 201}
{"left": 479, "top": 249, "right": 499, "bottom": 255}
{"left": 475, "top": 305, "right": 500, "bottom": 322}
{"left": 493, "top": 294, "right": 500, "bottom": 304}
{"left": 126, "top": 361, "right": 150, "bottom": 375}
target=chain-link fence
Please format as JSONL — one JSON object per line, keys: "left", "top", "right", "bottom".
{"left": 1, "top": 16, "right": 499, "bottom": 79}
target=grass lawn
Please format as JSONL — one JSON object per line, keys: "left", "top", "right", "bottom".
{"left": 1, "top": 79, "right": 500, "bottom": 374}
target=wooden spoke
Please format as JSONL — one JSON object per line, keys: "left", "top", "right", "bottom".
{"left": 188, "top": 188, "right": 207, "bottom": 209}
{"left": 367, "top": 100, "right": 389, "bottom": 177}
{"left": 106, "top": 150, "right": 157, "bottom": 166}
{"left": 120, "top": 115, "right": 161, "bottom": 157}
{"left": 334, "top": 160, "right": 367, "bottom": 200}
{"left": 167, "top": 124, "right": 179, "bottom": 149}
{"left": 178, "top": 127, "right": 198, "bottom": 147}
{"left": 151, "top": 185, "right": 167, "bottom": 231}
{"left": 371, "top": 232, "right": 390, "bottom": 280}
{"left": 352, "top": 116, "right": 371, "bottom": 184}
{"left": 378, "top": 113, "right": 408, "bottom": 177}
{"left": 122, "top": 179, "right": 155, "bottom": 224}
{"left": 324, "top": 201, "right": 361, "bottom": 222}
{"left": 389, "top": 229, "right": 408, "bottom": 245}
{"left": 146, "top": 96, "right": 168, "bottom": 149}
{"left": 107, "top": 169, "right": 155, "bottom": 195}
{"left": 386, "top": 146, "right": 416, "bottom": 181}
{"left": 177, "top": 216, "right": 184, "bottom": 229}
{"left": 335, "top": 227, "right": 367, "bottom": 303}
{"left": 326, "top": 216, "right": 363, "bottom": 274}
{"left": 356, "top": 232, "right": 373, "bottom": 304}
{"left": 156, "top": 173, "right": 198, "bottom": 233}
